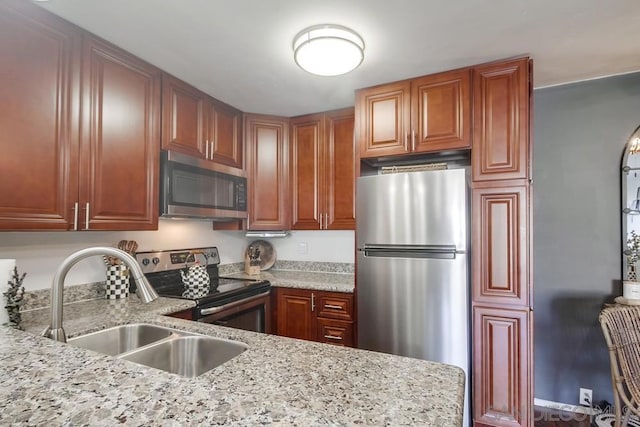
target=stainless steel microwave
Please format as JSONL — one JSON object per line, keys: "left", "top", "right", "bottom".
{"left": 160, "top": 151, "right": 247, "bottom": 220}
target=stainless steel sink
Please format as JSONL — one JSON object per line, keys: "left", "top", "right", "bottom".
{"left": 121, "top": 336, "right": 247, "bottom": 377}
{"left": 68, "top": 323, "right": 176, "bottom": 356}
{"left": 67, "top": 323, "right": 247, "bottom": 377}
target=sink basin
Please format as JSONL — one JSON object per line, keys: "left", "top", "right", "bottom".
{"left": 121, "top": 336, "right": 248, "bottom": 377}
{"left": 68, "top": 323, "right": 176, "bottom": 356}
{"left": 67, "top": 323, "right": 248, "bottom": 377}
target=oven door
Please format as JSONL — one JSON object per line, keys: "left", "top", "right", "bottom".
{"left": 197, "top": 291, "right": 271, "bottom": 334}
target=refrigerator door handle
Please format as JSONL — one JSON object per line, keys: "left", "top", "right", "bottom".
{"left": 358, "top": 244, "right": 459, "bottom": 259}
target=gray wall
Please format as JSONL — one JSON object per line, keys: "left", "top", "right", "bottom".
{"left": 533, "top": 71, "right": 640, "bottom": 405}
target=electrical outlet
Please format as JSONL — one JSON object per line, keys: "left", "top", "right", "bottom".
{"left": 579, "top": 388, "right": 592, "bottom": 406}
{"left": 297, "top": 242, "right": 308, "bottom": 254}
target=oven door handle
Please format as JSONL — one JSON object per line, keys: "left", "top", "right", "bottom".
{"left": 199, "top": 290, "right": 270, "bottom": 316}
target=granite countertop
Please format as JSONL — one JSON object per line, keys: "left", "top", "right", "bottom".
{"left": 228, "top": 270, "right": 355, "bottom": 293}
{"left": 1, "top": 296, "right": 464, "bottom": 426}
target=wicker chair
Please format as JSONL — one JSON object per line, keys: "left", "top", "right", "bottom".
{"left": 599, "top": 305, "right": 640, "bottom": 426}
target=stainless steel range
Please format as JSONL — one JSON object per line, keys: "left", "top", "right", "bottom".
{"left": 135, "top": 247, "right": 271, "bottom": 333}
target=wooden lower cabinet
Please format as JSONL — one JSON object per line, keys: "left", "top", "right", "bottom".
{"left": 317, "top": 318, "right": 354, "bottom": 347}
{"left": 473, "top": 305, "right": 532, "bottom": 427}
{"left": 274, "top": 287, "right": 355, "bottom": 347}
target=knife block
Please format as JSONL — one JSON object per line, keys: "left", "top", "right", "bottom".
{"left": 245, "top": 258, "right": 260, "bottom": 275}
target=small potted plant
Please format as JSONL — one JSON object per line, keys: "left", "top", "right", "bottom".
{"left": 624, "top": 230, "right": 640, "bottom": 300}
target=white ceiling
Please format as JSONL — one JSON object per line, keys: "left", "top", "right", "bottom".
{"left": 38, "top": 0, "right": 640, "bottom": 117}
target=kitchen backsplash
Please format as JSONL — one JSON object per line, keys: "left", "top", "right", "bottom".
{"left": 23, "top": 259, "right": 354, "bottom": 311}
{"left": 0, "top": 221, "right": 355, "bottom": 291}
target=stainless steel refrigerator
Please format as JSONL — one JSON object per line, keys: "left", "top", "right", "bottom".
{"left": 356, "top": 168, "right": 470, "bottom": 425}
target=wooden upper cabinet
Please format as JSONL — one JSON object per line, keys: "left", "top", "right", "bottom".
{"left": 161, "top": 73, "right": 206, "bottom": 158}
{"left": 245, "top": 114, "right": 290, "bottom": 230}
{"left": 473, "top": 306, "right": 531, "bottom": 427}
{"left": 209, "top": 100, "right": 243, "bottom": 169}
{"left": 357, "top": 81, "right": 411, "bottom": 158}
{"left": 325, "top": 109, "right": 356, "bottom": 230}
{"left": 472, "top": 58, "right": 531, "bottom": 182}
{"left": 290, "top": 114, "right": 323, "bottom": 230}
{"left": 357, "top": 69, "right": 471, "bottom": 159}
{"left": 290, "top": 108, "right": 355, "bottom": 230}
{"left": 0, "top": 0, "right": 81, "bottom": 230}
{"left": 162, "top": 74, "right": 243, "bottom": 168}
{"left": 411, "top": 69, "right": 471, "bottom": 153}
{"left": 80, "top": 35, "right": 160, "bottom": 230}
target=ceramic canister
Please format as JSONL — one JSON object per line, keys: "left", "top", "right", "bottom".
{"left": 623, "top": 280, "right": 640, "bottom": 300}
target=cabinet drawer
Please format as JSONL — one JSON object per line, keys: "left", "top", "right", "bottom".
{"left": 317, "top": 318, "right": 354, "bottom": 347}
{"left": 317, "top": 293, "right": 353, "bottom": 321}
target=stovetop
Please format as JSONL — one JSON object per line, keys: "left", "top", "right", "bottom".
{"left": 135, "top": 247, "right": 270, "bottom": 307}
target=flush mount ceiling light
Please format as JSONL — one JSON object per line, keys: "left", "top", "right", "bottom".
{"left": 293, "top": 24, "right": 365, "bottom": 76}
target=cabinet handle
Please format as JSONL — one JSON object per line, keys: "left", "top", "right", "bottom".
{"left": 210, "top": 141, "right": 215, "bottom": 159}
{"left": 405, "top": 132, "right": 409, "bottom": 149}
{"left": 72, "top": 202, "right": 79, "bottom": 231}
{"left": 324, "top": 304, "right": 343, "bottom": 310}
{"left": 325, "top": 213, "right": 329, "bottom": 230}
{"left": 311, "top": 292, "right": 315, "bottom": 312}
{"left": 319, "top": 213, "right": 323, "bottom": 230}
{"left": 324, "top": 335, "right": 343, "bottom": 341}
{"left": 411, "top": 130, "right": 416, "bottom": 151}
{"left": 84, "top": 202, "right": 90, "bottom": 230}
{"left": 205, "top": 140, "right": 209, "bottom": 159}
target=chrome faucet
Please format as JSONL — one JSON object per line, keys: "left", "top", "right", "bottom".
{"left": 42, "top": 246, "right": 158, "bottom": 343}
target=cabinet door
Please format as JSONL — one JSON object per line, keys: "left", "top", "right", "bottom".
{"left": 0, "top": 0, "right": 81, "bottom": 230}
{"left": 210, "top": 100, "right": 243, "bottom": 169}
{"left": 80, "top": 35, "right": 160, "bottom": 230}
{"left": 290, "top": 114, "right": 323, "bottom": 230}
{"left": 161, "top": 74, "right": 206, "bottom": 158}
{"left": 472, "top": 184, "right": 529, "bottom": 306}
{"left": 411, "top": 69, "right": 471, "bottom": 153}
{"left": 356, "top": 81, "right": 411, "bottom": 158}
{"left": 276, "top": 288, "right": 316, "bottom": 341}
{"left": 473, "top": 306, "right": 531, "bottom": 427}
{"left": 325, "top": 108, "right": 356, "bottom": 230}
{"left": 472, "top": 58, "right": 530, "bottom": 181}
{"left": 317, "top": 318, "right": 354, "bottom": 347}
{"left": 245, "top": 114, "right": 290, "bottom": 230}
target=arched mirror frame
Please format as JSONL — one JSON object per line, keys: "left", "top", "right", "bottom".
{"left": 621, "top": 124, "right": 640, "bottom": 282}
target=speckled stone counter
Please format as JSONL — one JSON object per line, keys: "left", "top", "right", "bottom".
{"left": 228, "top": 270, "right": 355, "bottom": 293}
{"left": 1, "top": 296, "right": 464, "bottom": 426}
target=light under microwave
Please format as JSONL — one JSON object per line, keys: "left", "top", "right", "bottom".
{"left": 160, "top": 151, "right": 247, "bottom": 220}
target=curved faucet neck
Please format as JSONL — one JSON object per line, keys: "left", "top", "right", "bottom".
{"left": 42, "top": 246, "right": 158, "bottom": 342}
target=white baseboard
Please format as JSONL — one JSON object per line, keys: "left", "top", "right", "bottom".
{"left": 534, "top": 398, "right": 600, "bottom": 416}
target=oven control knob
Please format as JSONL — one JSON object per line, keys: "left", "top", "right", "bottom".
{"left": 152, "top": 257, "right": 160, "bottom": 265}
{"left": 141, "top": 258, "right": 150, "bottom": 266}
